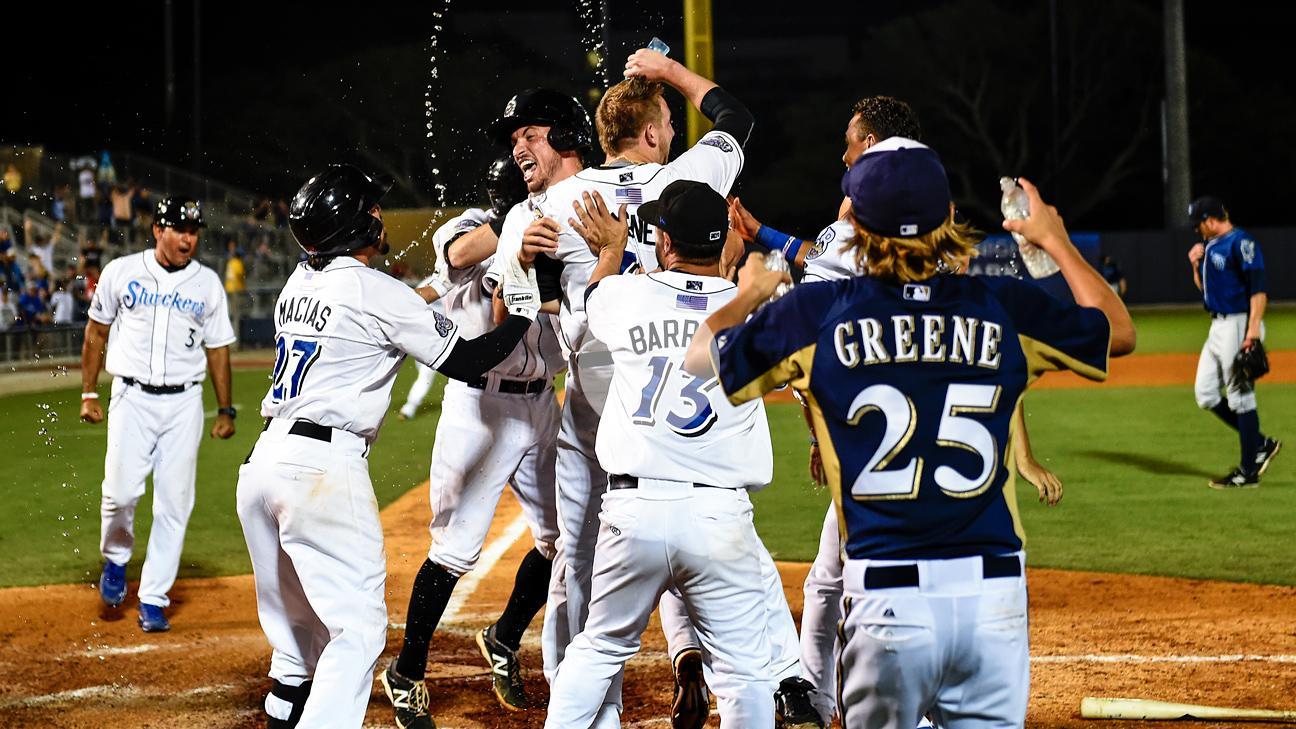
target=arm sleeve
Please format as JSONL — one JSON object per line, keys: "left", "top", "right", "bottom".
{"left": 698, "top": 87, "right": 754, "bottom": 146}
{"left": 203, "top": 279, "right": 238, "bottom": 348}
{"left": 713, "top": 284, "right": 834, "bottom": 404}
{"left": 371, "top": 279, "right": 463, "bottom": 370}
{"left": 88, "top": 261, "right": 118, "bottom": 324}
{"left": 436, "top": 315, "right": 531, "bottom": 381}
{"left": 484, "top": 206, "right": 529, "bottom": 290}
{"left": 980, "top": 277, "right": 1112, "bottom": 383}
{"left": 534, "top": 253, "right": 565, "bottom": 302}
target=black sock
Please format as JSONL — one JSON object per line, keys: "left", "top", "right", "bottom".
{"left": 395, "top": 559, "right": 460, "bottom": 680}
{"left": 492, "top": 548, "right": 553, "bottom": 652}
{"left": 1210, "top": 402, "right": 1239, "bottom": 431}
{"left": 1238, "top": 410, "right": 1261, "bottom": 474}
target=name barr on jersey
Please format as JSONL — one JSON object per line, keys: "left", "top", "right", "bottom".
{"left": 628, "top": 316, "right": 702, "bottom": 356}
{"left": 122, "top": 280, "right": 206, "bottom": 317}
{"left": 833, "top": 314, "right": 1003, "bottom": 370}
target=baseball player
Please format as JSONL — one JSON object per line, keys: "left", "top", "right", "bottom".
{"left": 235, "top": 163, "right": 541, "bottom": 729}
{"left": 380, "top": 156, "right": 567, "bottom": 729}
{"left": 80, "top": 197, "right": 236, "bottom": 633}
{"left": 1187, "top": 195, "right": 1280, "bottom": 488}
{"left": 546, "top": 179, "right": 783, "bottom": 728}
{"left": 490, "top": 49, "right": 755, "bottom": 727}
{"left": 687, "top": 141, "right": 1136, "bottom": 729}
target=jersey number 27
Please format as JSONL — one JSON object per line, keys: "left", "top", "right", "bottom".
{"left": 270, "top": 335, "right": 322, "bottom": 404}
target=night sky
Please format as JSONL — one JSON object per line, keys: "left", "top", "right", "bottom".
{"left": 4, "top": 0, "right": 1292, "bottom": 232}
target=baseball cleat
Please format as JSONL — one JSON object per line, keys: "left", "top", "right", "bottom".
{"left": 379, "top": 662, "right": 436, "bottom": 729}
{"left": 1255, "top": 437, "right": 1282, "bottom": 476}
{"left": 775, "top": 676, "right": 827, "bottom": 729}
{"left": 1209, "top": 467, "right": 1259, "bottom": 490}
{"left": 671, "top": 648, "right": 709, "bottom": 729}
{"left": 99, "top": 561, "right": 127, "bottom": 608}
{"left": 476, "top": 624, "right": 530, "bottom": 710}
{"left": 137, "top": 603, "right": 170, "bottom": 632}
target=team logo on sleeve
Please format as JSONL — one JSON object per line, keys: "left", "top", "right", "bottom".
{"left": 699, "top": 135, "right": 734, "bottom": 153}
{"left": 807, "top": 226, "right": 835, "bottom": 261}
{"left": 1240, "top": 239, "right": 1256, "bottom": 264}
{"left": 433, "top": 310, "right": 455, "bottom": 337}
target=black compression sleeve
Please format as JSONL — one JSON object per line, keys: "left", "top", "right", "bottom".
{"left": 699, "top": 87, "right": 754, "bottom": 147}
{"left": 437, "top": 315, "right": 530, "bottom": 381}
{"left": 534, "top": 254, "right": 564, "bottom": 302}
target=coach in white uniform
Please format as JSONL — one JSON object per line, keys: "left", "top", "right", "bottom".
{"left": 80, "top": 197, "right": 236, "bottom": 634}
{"left": 236, "top": 164, "right": 542, "bottom": 729}
{"left": 547, "top": 180, "right": 779, "bottom": 729}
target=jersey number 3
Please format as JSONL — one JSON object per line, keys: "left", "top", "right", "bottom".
{"left": 270, "top": 335, "right": 322, "bottom": 404}
{"left": 848, "top": 383, "right": 1001, "bottom": 500}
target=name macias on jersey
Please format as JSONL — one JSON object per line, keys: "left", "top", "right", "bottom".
{"left": 277, "top": 294, "right": 333, "bottom": 333}
{"left": 833, "top": 314, "right": 1003, "bottom": 370}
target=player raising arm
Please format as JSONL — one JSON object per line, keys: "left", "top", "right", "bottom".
{"left": 235, "top": 164, "right": 541, "bottom": 729}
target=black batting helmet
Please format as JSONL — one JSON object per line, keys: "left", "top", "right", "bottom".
{"left": 288, "top": 164, "right": 393, "bottom": 258}
{"left": 486, "top": 88, "right": 593, "bottom": 152}
{"left": 485, "top": 156, "right": 528, "bottom": 217}
{"left": 154, "top": 198, "right": 205, "bottom": 229}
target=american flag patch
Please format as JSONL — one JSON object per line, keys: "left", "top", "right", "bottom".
{"left": 615, "top": 188, "right": 644, "bottom": 205}
{"left": 676, "top": 294, "right": 708, "bottom": 311}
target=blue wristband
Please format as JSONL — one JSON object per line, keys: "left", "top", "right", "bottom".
{"left": 754, "top": 225, "right": 803, "bottom": 265}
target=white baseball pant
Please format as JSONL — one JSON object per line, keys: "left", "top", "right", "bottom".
{"left": 546, "top": 481, "right": 776, "bottom": 729}
{"left": 425, "top": 379, "right": 559, "bottom": 575}
{"left": 800, "top": 504, "right": 844, "bottom": 723}
{"left": 837, "top": 553, "right": 1029, "bottom": 729}
{"left": 399, "top": 362, "right": 438, "bottom": 420}
{"left": 236, "top": 418, "right": 387, "bottom": 729}
{"left": 1194, "top": 313, "right": 1265, "bottom": 413}
{"left": 99, "top": 377, "right": 204, "bottom": 608}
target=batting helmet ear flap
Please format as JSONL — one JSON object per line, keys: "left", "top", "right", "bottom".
{"left": 546, "top": 123, "right": 593, "bottom": 153}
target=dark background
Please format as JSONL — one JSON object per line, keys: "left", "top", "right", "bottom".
{"left": 4, "top": 0, "right": 1291, "bottom": 236}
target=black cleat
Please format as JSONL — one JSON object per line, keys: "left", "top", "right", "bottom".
{"left": 1209, "top": 467, "right": 1260, "bottom": 490}
{"left": 671, "top": 648, "right": 709, "bottom": 729}
{"left": 476, "top": 624, "right": 531, "bottom": 710}
{"left": 775, "top": 677, "right": 827, "bottom": 729}
{"left": 1255, "top": 437, "right": 1282, "bottom": 476}
{"left": 379, "top": 662, "right": 436, "bottom": 729}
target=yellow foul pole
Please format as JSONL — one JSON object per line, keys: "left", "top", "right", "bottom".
{"left": 683, "top": 0, "right": 715, "bottom": 145}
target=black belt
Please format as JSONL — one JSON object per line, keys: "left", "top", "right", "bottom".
{"left": 863, "top": 555, "right": 1021, "bottom": 590}
{"left": 1210, "top": 312, "right": 1241, "bottom": 319}
{"left": 607, "top": 474, "right": 725, "bottom": 491}
{"left": 466, "top": 375, "right": 549, "bottom": 395}
{"left": 287, "top": 420, "right": 332, "bottom": 443}
{"left": 122, "top": 377, "right": 192, "bottom": 395}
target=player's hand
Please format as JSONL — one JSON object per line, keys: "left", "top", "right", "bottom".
{"left": 80, "top": 398, "right": 104, "bottom": 424}
{"left": 1187, "top": 242, "right": 1205, "bottom": 267}
{"left": 808, "top": 443, "right": 827, "bottom": 486}
{"left": 211, "top": 414, "right": 236, "bottom": 440}
{"left": 520, "top": 217, "right": 561, "bottom": 265}
{"left": 728, "top": 197, "right": 760, "bottom": 243}
{"left": 1000, "top": 177, "right": 1070, "bottom": 255}
{"left": 1018, "top": 456, "right": 1063, "bottom": 506}
{"left": 569, "top": 191, "right": 628, "bottom": 257}
{"left": 624, "top": 48, "right": 675, "bottom": 82}
{"left": 736, "top": 253, "right": 791, "bottom": 302}
{"left": 719, "top": 229, "right": 744, "bottom": 281}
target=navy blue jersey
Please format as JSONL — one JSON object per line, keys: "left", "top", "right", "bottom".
{"left": 714, "top": 275, "right": 1110, "bottom": 560}
{"left": 1201, "top": 228, "right": 1266, "bottom": 315}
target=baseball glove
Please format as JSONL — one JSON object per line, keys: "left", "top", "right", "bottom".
{"left": 1231, "top": 340, "right": 1270, "bottom": 387}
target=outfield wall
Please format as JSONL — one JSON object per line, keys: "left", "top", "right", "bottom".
{"left": 1100, "top": 226, "right": 1295, "bottom": 305}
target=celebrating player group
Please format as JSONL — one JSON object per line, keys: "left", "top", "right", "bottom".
{"left": 82, "top": 42, "right": 1142, "bottom": 729}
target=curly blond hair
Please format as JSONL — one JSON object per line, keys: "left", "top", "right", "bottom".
{"left": 847, "top": 215, "right": 982, "bottom": 283}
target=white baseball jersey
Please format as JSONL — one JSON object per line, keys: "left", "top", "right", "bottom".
{"left": 261, "top": 257, "right": 462, "bottom": 443}
{"left": 434, "top": 208, "right": 564, "bottom": 380}
{"left": 802, "top": 218, "right": 860, "bottom": 283}
{"left": 586, "top": 270, "right": 771, "bottom": 489}
{"left": 90, "top": 251, "right": 235, "bottom": 385}
{"left": 493, "top": 128, "right": 746, "bottom": 359}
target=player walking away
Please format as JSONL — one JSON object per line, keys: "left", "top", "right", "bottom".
{"left": 686, "top": 140, "right": 1136, "bottom": 729}
{"left": 546, "top": 179, "right": 779, "bottom": 728}
{"left": 1186, "top": 196, "right": 1280, "bottom": 488}
{"left": 80, "top": 197, "right": 236, "bottom": 633}
{"left": 380, "top": 155, "right": 566, "bottom": 729}
{"left": 235, "top": 164, "right": 542, "bottom": 729}
{"left": 492, "top": 47, "right": 754, "bottom": 728}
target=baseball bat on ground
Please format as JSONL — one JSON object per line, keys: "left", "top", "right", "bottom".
{"left": 1081, "top": 697, "right": 1296, "bottom": 722}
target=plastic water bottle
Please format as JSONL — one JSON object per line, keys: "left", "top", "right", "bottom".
{"left": 999, "top": 177, "right": 1059, "bottom": 278}
{"left": 648, "top": 37, "right": 670, "bottom": 56}
{"left": 763, "top": 252, "right": 793, "bottom": 302}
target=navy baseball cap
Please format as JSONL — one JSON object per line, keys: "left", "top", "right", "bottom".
{"left": 638, "top": 180, "right": 729, "bottom": 253}
{"left": 154, "top": 197, "right": 206, "bottom": 229}
{"left": 1187, "top": 195, "right": 1227, "bottom": 224}
{"left": 841, "top": 137, "right": 950, "bottom": 238}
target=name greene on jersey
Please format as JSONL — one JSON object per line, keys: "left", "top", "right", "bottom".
{"left": 278, "top": 295, "right": 333, "bottom": 332}
{"left": 833, "top": 315, "right": 1003, "bottom": 370}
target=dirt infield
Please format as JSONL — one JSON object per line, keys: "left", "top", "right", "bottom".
{"left": 2, "top": 483, "right": 1295, "bottom": 728}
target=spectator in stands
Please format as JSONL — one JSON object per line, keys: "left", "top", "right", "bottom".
{"left": 0, "top": 226, "right": 14, "bottom": 256}
{"left": 80, "top": 235, "right": 105, "bottom": 272}
{"left": 224, "top": 241, "right": 246, "bottom": 337}
{"left": 50, "top": 184, "right": 70, "bottom": 222}
{"left": 77, "top": 165, "right": 97, "bottom": 223}
{"left": 26, "top": 254, "right": 51, "bottom": 292}
{"left": 27, "top": 231, "right": 55, "bottom": 274}
{"left": 1, "top": 248, "right": 24, "bottom": 293}
{"left": 273, "top": 198, "right": 290, "bottom": 228}
{"left": 4, "top": 163, "right": 22, "bottom": 202}
{"left": 111, "top": 183, "right": 134, "bottom": 242}
{"left": 97, "top": 187, "right": 114, "bottom": 232}
{"left": 18, "top": 283, "right": 49, "bottom": 327}
{"left": 0, "top": 288, "right": 17, "bottom": 331}
{"left": 1101, "top": 255, "right": 1127, "bottom": 299}
{"left": 132, "top": 187, "right": 154, "bottom": 235}
{"left": 50, "top": 279, "right": 75, "bottom": 325}
{"left": 96, "top": 152, "right": 117, "bottom": 187}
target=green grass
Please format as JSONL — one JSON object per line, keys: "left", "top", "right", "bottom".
{"left": 1129, "top": 303, "right": 1296, "bottom": 353}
